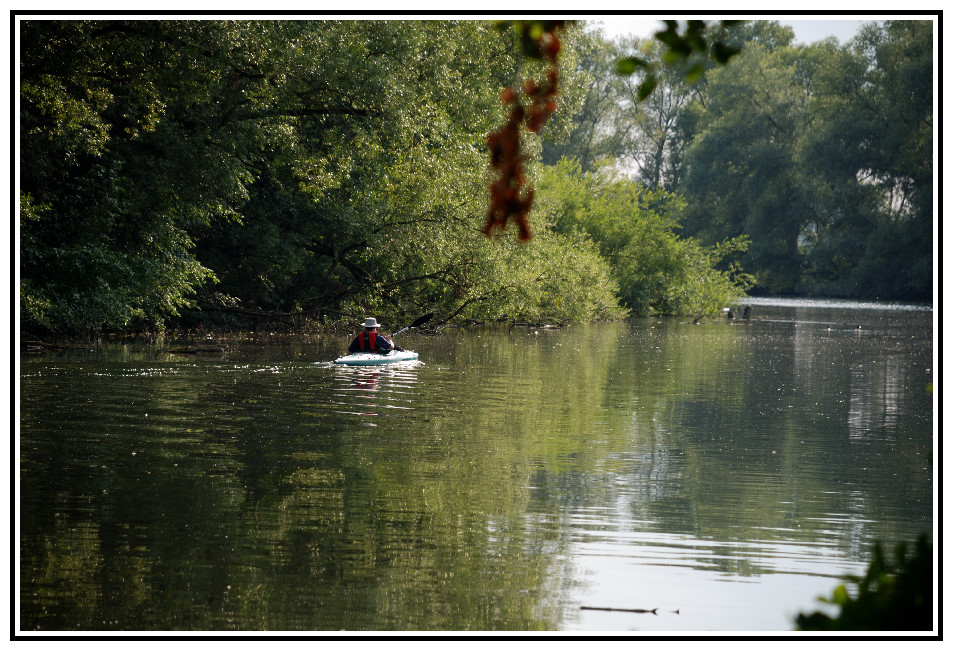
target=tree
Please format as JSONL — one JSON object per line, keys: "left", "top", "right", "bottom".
{"left": 536, "top": 159, "right": 751, "bottom": 318}
{"left": 678, "top": 40, "right": 814, "bottom": 292}
{"left": 20, "top": 19, "right": 634, "bottom": 333}
{"left": 606, "top": 36, "right": 704, "bottom": 190}
{"left": 191, "top": 20, "right": 519, "bottom": 323}
{"left": 486, "top": 19, "right": 743, "bottom": 240}
{"left": 800, "top": 21, "right": 933, "bottom": 299}
{"left": 19, "top": 20, "right": 245, "bottom": 331}
{"left": 189, "top": 20, "right": 622, "bottom": 327}
{"left": 542, "top": 21, "right": 752, "bottom": 191}
{"left": 540, "top": 28, "right": 620, "bottom": 172}
{"left": 670, "top": 20, "right": 932, "bottom": 300}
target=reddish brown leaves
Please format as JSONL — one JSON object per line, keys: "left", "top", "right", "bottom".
{"left": 483, "top": 22, "right": 565, "bottom": 242}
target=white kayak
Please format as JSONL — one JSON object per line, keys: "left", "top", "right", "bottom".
{"left": 333, "top": 350, "right": 419, "bottom": 366}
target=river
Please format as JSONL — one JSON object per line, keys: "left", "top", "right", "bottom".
{"left": 18, "top": 298, "right": 935, "bottom": 633}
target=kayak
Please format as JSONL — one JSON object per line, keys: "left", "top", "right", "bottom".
{"left": 334, "top": 350, "right": 419, "bottom": 366}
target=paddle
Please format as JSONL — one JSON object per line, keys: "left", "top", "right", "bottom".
{"left": 390, "top": 312, "right": 434, "bottom": 337}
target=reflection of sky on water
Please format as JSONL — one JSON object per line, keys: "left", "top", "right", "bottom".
{"left": 848, "top": 359, "right": 902, "bottom": 441}
{"left": 553, "top": 297, "right": 932, "bottom": 631}
{"left": 745, "top": 296, "right": 932, "bottom": 312}
{"left": 554, "top": 504, "right": 866, "bottom": 631}
{"left": 567, "top": 548, "right": 843, "bottom": 631}
{"left": 783, "top": 303, "right": 915, "bottom": 442}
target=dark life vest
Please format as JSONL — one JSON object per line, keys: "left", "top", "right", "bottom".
{"left": 357, "top": 331, "right": 378, "bottom": 351}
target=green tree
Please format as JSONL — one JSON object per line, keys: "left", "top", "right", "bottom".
{"left": 190, "top": 20, "right": 618, "bottom": 327}
{"left": 678, "top": 40, "right": 814, "bottom": 292}
{"left": 20, "top": 21, "right": 358, "bottom": 331}
{"left": 20, "top": 19, "right": 628, "bottom": 333}
{"left": 540, "top": 28, "right": 620, "bottom": 172}
{"left": 674, "top": 20, "right": 932, "bottom": 300}
{"left": 536, "top": 159, "right": 751, "bottom": 318}
{"left": 544, "top": 21, "right": 748, "bottom": 188}
{"left": 722, "top": 19, "right": 796, "bottom": 53}
{"left": 488, "top": 19, "right": 743, "bottom": 239}
{"left": 798, "top": 21, "right": 933, "bottom": 299}
{"left": 19, "top": 20, "right": 236, "bottom": 331}
{"left": 607, "top": 36, "right": 704, "bottom": 190}
{"left": 190, "top": 20, "right": 518, "bottom": 324}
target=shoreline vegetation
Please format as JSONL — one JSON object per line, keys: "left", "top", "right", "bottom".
{"left": 18, "top": 290, "right": 933, "bottom": 352}
{"left": 20, "top": 20, "right": 931, "bottom": 337}
{"left": 19, "top": 315, "right": 579, "bottom": 348}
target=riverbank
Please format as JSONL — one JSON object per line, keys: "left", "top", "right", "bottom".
{"left": 19, "top": 294, "right": 934, "bottom": 353}
{"left": 18, "top": 316, "right": 571, "bottom": 353}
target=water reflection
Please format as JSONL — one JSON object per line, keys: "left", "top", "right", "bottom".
{"left": 327, "top": 365, "right": 422, "bottom": 423}
{"left": 847, "top": 358, "right": 903, "bottom": 441}
{"left": 19, "top": 301, "right": 933, "bottom": 631}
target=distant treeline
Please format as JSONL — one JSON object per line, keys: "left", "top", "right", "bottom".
{"left": 549, "top": 19, "right": 933, "bottom": 301}
{"left": 19, "top": 19, "right": 931, "bottom": 334}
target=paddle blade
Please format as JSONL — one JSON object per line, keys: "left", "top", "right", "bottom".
{"left": 391, "top": 313, "right": 434, "bottom": 337}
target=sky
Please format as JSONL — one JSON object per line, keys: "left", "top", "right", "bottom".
{"left": 592, "top": 16, "right": 875, "bottom": 44}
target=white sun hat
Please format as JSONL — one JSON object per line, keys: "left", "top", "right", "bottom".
{"left": 363, "top": 317, "right": 380, "bottom": 328}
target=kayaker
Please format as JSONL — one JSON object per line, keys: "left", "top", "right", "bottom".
{"left": 348, "top": 317, "right": 398, "bottom": 354}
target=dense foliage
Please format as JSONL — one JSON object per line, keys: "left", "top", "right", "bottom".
{"left": 23, "top": 19, "right": 929, "bottom": 334}
{"left": 537, "top": 160, "right": 752, "bottom": 317}
{"left": 795, "top": 536, "right": 933, "bottom": 631}
{"left": 555, "top": 20, "right": 933, "bottom": 301}
{"left": 19, "top": 19, "right": 745, "bottom": 334}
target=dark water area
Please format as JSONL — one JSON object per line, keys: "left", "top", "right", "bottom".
{"left": 18, "top": 298, "right": 934, "bottom": 632}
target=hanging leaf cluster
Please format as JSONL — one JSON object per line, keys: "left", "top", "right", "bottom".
{"left": 485, "top": 19, "right": 744, "bottom": 243}
{"left": 616, "top": 20, "right": 743, "bottom": 100}
{"left": 484, "top": 20, "right": 566, "bottom": 241}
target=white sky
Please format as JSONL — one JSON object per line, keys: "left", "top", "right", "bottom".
{"left": 592, "top": 16, "right": 880, "bottom": 44}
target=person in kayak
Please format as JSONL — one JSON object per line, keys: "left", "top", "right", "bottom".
{"left": 348, "top": 317, "right": 401, "bottom": 354}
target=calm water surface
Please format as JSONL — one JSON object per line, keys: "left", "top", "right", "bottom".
{"left": 18, "top": 299, "right": 934, "bottom": 632}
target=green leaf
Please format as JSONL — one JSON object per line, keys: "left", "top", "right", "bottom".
{"left": 685, "top": 62, "right": 706, "bottom": 83}
{"left": 685, "top": 21, "right": 707, "bottom": 52}
{"left": 661, "top": 49, "right": 687, "bottom": 65}
{"left": 712, "top": 42, "right": 741, "bottom": 64}
{"left": 637, "top": 75, "right": 659, "bottom": 101}
{"left": 831, "top": 584, "right": 850, "bottom": 607}
{"left": 616, "top": 55, "right": 649, "bottom": 75}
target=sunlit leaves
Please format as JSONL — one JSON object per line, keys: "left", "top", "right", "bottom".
{"left": 536, "top": 159, "right": 750, "bottom": 317}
